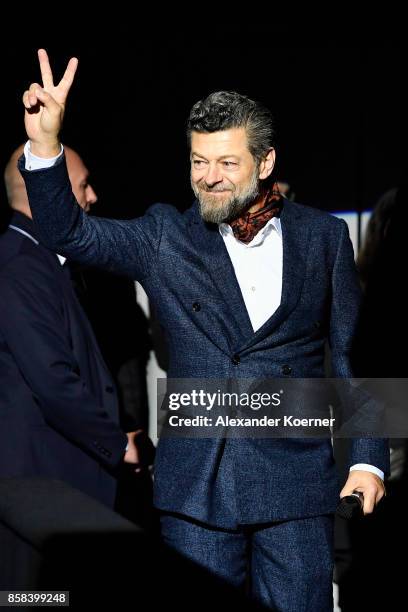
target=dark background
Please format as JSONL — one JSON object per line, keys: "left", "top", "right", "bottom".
{"left": 0, "top": 22, "right": 406, "bottom": 220}
{"left": 0, "top": 22, "right": 406, "bottom": 608}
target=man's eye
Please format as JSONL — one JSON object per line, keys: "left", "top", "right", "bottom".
{"left": 193, "top": 160, "right": 205, "bottom": 167}
{"left": 222, "top": 161, "right": 237, "bottom": 167}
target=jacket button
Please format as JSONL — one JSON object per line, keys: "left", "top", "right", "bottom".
{"left": 282, "top": 365, "right": 292, "bottom": 375}
{"left": 192, "top": 302, "right": 201, "bottom": 312}
{"left": 231, "top": 354, "right": 240, "bottom": 365}
{"left": 105, "top": 385, "right": 114, "bottom": 393}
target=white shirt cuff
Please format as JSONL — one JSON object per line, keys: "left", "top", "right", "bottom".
{"left": 350, "top": 463, "right": 384, "bottom": 480}
{"left": 24, "top": 140, "right": 64, "bottom": 170}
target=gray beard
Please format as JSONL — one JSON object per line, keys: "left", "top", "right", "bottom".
{"left": 191, "top": 171, "right": 260, "bottom": 224}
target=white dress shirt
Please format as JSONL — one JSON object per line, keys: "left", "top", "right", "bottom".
{"left": 24, "top": 141, "right": 384, "bottom": 480}
{"left": 219, "top": 217, "right": 282, "bottom": 332}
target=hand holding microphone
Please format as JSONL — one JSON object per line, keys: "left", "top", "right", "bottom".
{"left": 336, "top": 490, "right": 364, "bottom": 519}
{"left": 338, "top": 470, "right": 387, "bottom": 518}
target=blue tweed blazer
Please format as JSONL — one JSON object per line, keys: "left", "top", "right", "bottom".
{"left": 20, "top": 155, "right": 389, "bottom": 528}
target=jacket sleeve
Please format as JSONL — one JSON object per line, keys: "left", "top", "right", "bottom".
{"left": 0, "top": 256, "right": 128, "bottom": 469}
{"left": 329, "top": 219, "right": 390, "bottom": 477}
{"left": 329, "top": 219, "right": 362, "bottom": 378}
{"left": 19, "top": 154, "right": 165, "bottom": 281}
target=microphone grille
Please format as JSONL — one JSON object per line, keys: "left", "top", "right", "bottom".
{"left": 336, "top": 496, "right": 362, "bottom": 520}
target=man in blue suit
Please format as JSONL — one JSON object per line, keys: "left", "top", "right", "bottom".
{"left": 0, "top": 143, "right": 142, "bottom": 507}
{"left": 19, "top": 50, "right": 388, "bottom": 610}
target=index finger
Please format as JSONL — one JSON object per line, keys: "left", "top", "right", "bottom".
{"left": 38, "top": 48, "right": 54, "bottom": 89}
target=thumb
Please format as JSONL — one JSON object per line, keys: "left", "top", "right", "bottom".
{"left": 34, "top": 88, "right": 62, "bottom": 114}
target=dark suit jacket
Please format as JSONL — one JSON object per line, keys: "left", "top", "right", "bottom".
{"left": 0, "top": 211, "right": 127, "bottom": 506}
{"left": 20, "top": 156, "right": 390, "bottom": 528}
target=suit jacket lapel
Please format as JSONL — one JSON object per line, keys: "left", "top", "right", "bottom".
{"left": 239, "top": 200, "right": 310, "bottom": 352}
{"left": 187, "top": 203, "right": 254, "bottom": 350}
{"left": 187, "top": 199, "right": 310, "bottom": 353}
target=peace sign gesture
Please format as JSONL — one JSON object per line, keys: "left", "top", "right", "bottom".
{"left": 22, "top": 49, "right": 78, "bottom": 157}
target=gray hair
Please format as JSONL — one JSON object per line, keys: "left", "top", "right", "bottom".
{"left": 187, "top": 91, "right": 276, "bottom": 162}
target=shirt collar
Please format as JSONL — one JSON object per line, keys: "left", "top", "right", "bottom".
{"left": 9, "top": 210, "right": 37, "bottom": 238}
{"left": 9, "top": 211, "right": 66, "bottom": 266}
{"left": 219, "top": 216, "right": 282, "bottom": 246}
{"left": 56, "top": 254, "right": 67, "bottom": 265}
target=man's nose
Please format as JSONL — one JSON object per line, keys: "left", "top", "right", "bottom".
{"left": 204, "top": 163, "right": 223, "bottom": 187}
{"left": 86, "top": 185, "right": 98, "bottom": 206}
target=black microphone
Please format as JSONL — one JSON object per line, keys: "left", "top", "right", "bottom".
{"left": 336, "top": 490, "right": 364, "bottom": 519}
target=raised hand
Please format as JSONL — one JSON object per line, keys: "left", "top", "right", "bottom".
{"left": 22, "top": 49, "right": 78, "bottom": 157}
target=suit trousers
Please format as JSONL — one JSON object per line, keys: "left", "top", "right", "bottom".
{"left": 160, "top": 512, "right": 334, "bottom": 611}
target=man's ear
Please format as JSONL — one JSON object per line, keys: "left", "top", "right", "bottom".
{"left": 258, "top": 148, "right": 276, "bottom": 180}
